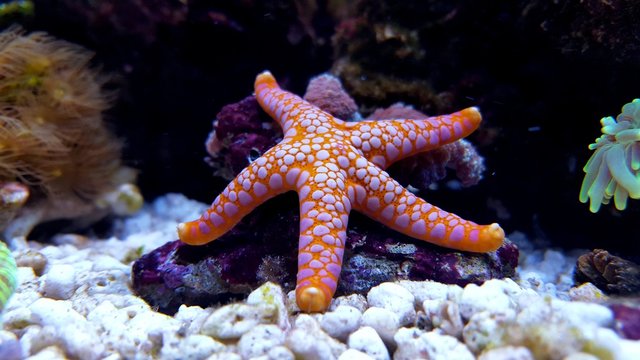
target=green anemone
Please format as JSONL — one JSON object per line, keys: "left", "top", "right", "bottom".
{"left": 580, "top": 99, "right": 640, "bottom": 212}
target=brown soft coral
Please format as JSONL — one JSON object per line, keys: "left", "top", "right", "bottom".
{"left": 0, "top": 27, "right": 141, "bottom": 245}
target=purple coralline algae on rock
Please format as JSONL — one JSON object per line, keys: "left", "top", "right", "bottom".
{"left": 303, "top": 73, "right": 361, "bottom": 121}
{"left": 611, "top": 303, "right": 640, "bottom": 340}
{"left": 134, "top": 73, "right": 512, "bottom": 314}
{"left": 205, "top": 96, "right": 282, "bottom": 179}
{"left": 132, "top": 197, "right": 517, "bottom": 314}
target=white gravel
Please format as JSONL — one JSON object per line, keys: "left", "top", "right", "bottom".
{"left": 1, "top": 193, "right": 639, "bottom": 359}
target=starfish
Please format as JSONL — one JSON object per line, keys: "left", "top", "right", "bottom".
{"left": 178, "top": 71, "right": 505, "bottom": 312}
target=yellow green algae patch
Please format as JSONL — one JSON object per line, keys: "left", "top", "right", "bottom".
{"left": 0, "top": 241, "right": 17, "bottom": 312}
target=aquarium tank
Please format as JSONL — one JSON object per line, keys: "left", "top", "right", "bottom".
{"left": 0, "top": 1, "right": 638, "bottom": 359}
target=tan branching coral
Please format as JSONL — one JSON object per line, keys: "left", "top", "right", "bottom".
{"left": 0, "top": 27, "right": 142, "bottom": 245}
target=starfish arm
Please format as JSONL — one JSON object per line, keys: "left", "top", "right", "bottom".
{"left": 294, "top": 173, "right": 351, "bottom": 312}
{"left": 177, "top": 150, "right": 292, "bottom": 245}
{"left": 349, "top": 162, "right": 504, "bottom": 252}
{"left": 347, "top": 107, "right": 482, "bottom": 168}
{"left": 255, "top": 71, "right": 320, "bottom": 134}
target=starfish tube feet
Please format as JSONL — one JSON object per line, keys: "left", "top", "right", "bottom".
{"left": 255, "top": 70, "right": 277, "bottom": 89}
{"left": 473, "top": 223, "right": 505, "bottom": 252}
{"left": 296, "top": 284, "right": 331, "bottom": 313}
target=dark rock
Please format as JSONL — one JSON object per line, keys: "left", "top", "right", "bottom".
{"left": 205, "top": 96, "right": 282, "bottom": 179}
{"left": 574, "top": 249, "right": 640, "bottom": 295}
{"left": 132, "top": 196, "right": 518, "bottom": 314}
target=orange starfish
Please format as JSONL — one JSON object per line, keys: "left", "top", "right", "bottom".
{"left": 178, "top": 71, "right": 505, "bottom": 312}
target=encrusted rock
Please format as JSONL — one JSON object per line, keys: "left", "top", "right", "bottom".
{"left": 610, "top": 303, "right": 640, "bottom": 340}
{"left": 575, "top": 249, "right": 640, "bottom": 295}
{"left": 132, "top": 226, "right": 518, "bottom": 314}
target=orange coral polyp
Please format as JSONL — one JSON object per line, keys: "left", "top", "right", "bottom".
{"left": 0, "top": 26, "right": 126, "bottom": 211}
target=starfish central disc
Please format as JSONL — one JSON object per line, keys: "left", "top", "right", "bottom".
{"left": 178, "top": 71, "right": 505, "bottom": 312}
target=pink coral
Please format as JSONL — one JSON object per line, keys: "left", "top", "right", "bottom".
{"left": 303, "top": 73, "right": 360, "bottom": 121}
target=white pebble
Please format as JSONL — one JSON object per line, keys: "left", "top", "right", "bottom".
{"left": 329, "top": 293, "right": 368, "bottom": 313}
{"left": 458, "top": 279, "right": 521, "bottom": 319}
{"left": 550, "top": 299, "right": 613, "bottom": 328}
{"left": 562, "top": 353, "right": 600, "bottom": 360}
{"left": 174, "top": 305, "right": 213, "bottom": 335}
{"left": 338, "top": 349, "right": 376, "bottom": 360}
{"left": 478, "top": 346, "right": 534, "bottom": 360}
{"left": 0, "top": 330, "right": 22, "bottom": 360}
{"left": 367, "top": 282, "right": 416, "bottom": 326}
{"left": 423, "top": 300, "right": 464, "bottom": 338}
{"left": 246, "top": 282, "right": 290, "bottom": 330}
{"left": 285, "top": 314, "right": 346, "bottom": 360}
{"left": 320, "top": 305, "right": 362, "bottom": 341}
{"left": 160, "top": 334, "right": 225, "bottom": 360}
{"left": 394, "top": 328, "right": 474, "bottom": 360}
{"left": 25, "top": 345, "right": 66, "bottom": 360}
{"left": 398, "top": 280, "right": 462, "bottom": 305}
{"left": 265, "top": 346, "right": 295, "bottom": 360}
{"left": 29, "top": 298, "right": 104, "bottom": 359}
{"left": 90, "top": 254, "right": 129, "bottom": 272}
{"left": 238, "top": 324, "right": 285, "bottom": 358}
{"left": 347, "top": 326, "right": 389, "bottom": 360}
{"left": 200, "top": 303, "right": 272, "bottom": 339}
{"left": 361, "top": 307, "right": 399, "bottom": 347}
{"left": 40, "top": 264, "right": 76, "bottom": 300}
{"left": 205, "top": 352, "right": 242, "bottom": 360}
{"left": 462, "top": 309, "right": 516, "bottom": 353}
